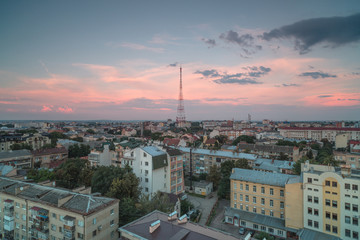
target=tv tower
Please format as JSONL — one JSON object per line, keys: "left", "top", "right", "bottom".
{"left": 176, "top": 66, "right": 186, "bottom": 128}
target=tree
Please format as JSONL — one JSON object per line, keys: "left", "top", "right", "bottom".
{"left": 10, "top": 143, "right": 33, "bottom": 151}
{"left": 181, "top": 199, "right": 194, "bottom": 215}
{"left": 256, "top": 232, "right": 275, "bottom": 240}
{"left": 234, "top": 159, "right": 251, "bottom": 169}
{"left": 91, "top": 166, "right": 129, "bottom": 195}
{"left": 72, "top": 137, "right": 84, "bottom": 142}
{"left": 118, "top": 197, "right": 142, "bottom": 226}
{"left": 54, "top": 158, "right": 88, "bottom": 189}
{"left": 217, "top": 160, "right": 235, "bottom": 199}
{"left": 86, "top": 129, "right": 95, "bottom": 134}
{"left": 199, "top": 173, "right": 208, "bottom": 181}
{"left": 278, "top": 152, "right": 289, "bottom": 160}
{"left": 232, "top": 135, "right": 255, "bottom": 145}
{"left": 27, "top": 168, "right": 55, "bottom": 182}
{"left": 106, "top": 172, "right": 141, "bottom": 201}
{"left": 306, "top": 150, "right": 314, "bottom": 159}
{"left": 137, "top": 192, "right": 174, "bottom": 215}
{"left": 206, "top": 165, "right": 220, "bottom": 189}
{"left": 276, "top": 140, "right": 298, "bottom": 147}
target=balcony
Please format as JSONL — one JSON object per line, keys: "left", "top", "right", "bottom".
{"left": 4, "top": 221, "right": 14, "bottom": 231}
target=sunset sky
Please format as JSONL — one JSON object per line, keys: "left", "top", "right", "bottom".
{"left": 1, "top": 0, "right": 360, "bottom": 121}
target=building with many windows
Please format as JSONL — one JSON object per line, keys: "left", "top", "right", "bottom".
{"left": 302, "top": 162, "right": 360, "bottom": 240}
{"left": 225, "top": 168, "right": 302, "bottom": 239}
{"left": 0, "top": 177, "right": 119, "bottom": 240}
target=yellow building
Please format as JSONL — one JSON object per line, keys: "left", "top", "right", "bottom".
{"left": 225, "top": 168, "right": 302, "bottom": 239}
{"left": 0, "top": 177, "right": 119, "bottom": 240}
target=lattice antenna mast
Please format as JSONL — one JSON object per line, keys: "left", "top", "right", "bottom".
{"left": 176, "top": 66, "right": 186, "bottom": 127}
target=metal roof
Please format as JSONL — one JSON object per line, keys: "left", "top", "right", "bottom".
{"left": 142, "top": 146, "right": 166, "bottom": 157}
{"left": 177, "top": 147, "right": 257, "bottom": 160}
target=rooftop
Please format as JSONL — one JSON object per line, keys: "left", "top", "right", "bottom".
{"left": 0, "top": 149, "right": 32, "bottom": 160}
{"left": 142, "top": 146, "right": 167, "bottom": 157}
{"left": 177, "top": 147, "right": 257, "bottom": 160}
{"left": 230, "top": 168, "right": 297, "bottom": 187}
{"left": 0, "top": 177, "right": 117, "bottom": 215}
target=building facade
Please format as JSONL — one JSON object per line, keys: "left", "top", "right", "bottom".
{"left": 0, "top": 177, "right": 119, "bottom": 240}
{"left": 32, "top": 147, "right": 68, "bottom": 168}
{"left": 302, "top": 163, "right": 360, "bottom": 240}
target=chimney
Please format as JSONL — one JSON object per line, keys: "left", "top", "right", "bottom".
{"left": 341, "top": 165, "right": 351, "bottom": 177}
{"left": 177, "top": 214, "right": 188, "bottom": 225}
{"left": 149, "top": 220, "right": 160, "bottom": 233}
{"left": 168, "top": 211, "right": 178, "bottom": 221}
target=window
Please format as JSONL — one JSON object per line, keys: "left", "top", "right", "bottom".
{"left": 332, "top": 200, "right": 337, "bottom": 208}
{"left": 332, "top": 213, "right": 337, "bottom": 221}
{"left": 325, "top": 199, "right": 330, "bottom": 206}
{"left": 253, "top": 185, "right": 256, "bottom": 192}
{"left": 78, "top": 233, "right": 84, "bottom": 239}
{"left": 332, "top": 181, "right": 337, "bottom": 187}
{"left": 78, "top": 220, "right": 84, "bottom": 227}
{"left": 51, "top": 224, "right": 56, "bottom": 231}
{"left": 314, "top": 209, "right": 319, "bottom": 216}
{"left": 145, "top": 161, "right": 149, "bottom": 166}
{"left": 314, "top": 196, "right": 319, "bottom": 204}
{"left": 240, "top": 204, "right": 243, "bottom": 210}
{"left": 261, "top": 226, "right": 266, "bottom": 231}
{"left": 270, "top": 200, "right": 274, "bottom": 207}
{"left": 16, "top": 202, "right": 20, "bottom": 208}
{"left": 59, "top": 227, "right": 63, "bottom": 233}
{"left": 234, "top": 193, "right": 237, "bottom": 200}
{"left": 270, "top": 210, "right": 274, "bottom": 217}
{"left": 354, "top": 217, "right": 359, "bottom": 226}
{"left": 16, "top": 222, "right": 20, "bottom": 229}
{"left": 314, "top": 221, "right": 319, "bottom": 228}
{"left": 16, "top": 213, "right": 19, "bottom": 219}
{"left": 52, "top": 213, "right": 57, "bottom": 219}
{"left": 345, "top": 216, "right": 351, "bottom": 224}
{"left": 325, "top": 180, "right": 330, "bottom": 186}
{"left": 270, "top": 188, "right": 274, "bottom": 195}
{"left": 345, "top": 183, "right": 351, "bottom": 189}
{"left": 332, "top": 226, "right": 338, "bottom": 234}
{"left": 345, "top": 229, "right": 351, "bottom": 237}
{"left": 325, "top": 224, "right": 331, "bottom": 232}
{"left": 253, "top": 207, "right": 256, "bottom": 213}
{"left": 325, "top": 212, "right": 330, "bottom": 219}
{"left": 278, "top": 230, "right": 283, "bottom": 235}
{"left": 280, "top": 212, "right": 284, "bottom": 219}
{"left": 353, "top": 231, "right": 359, "bottom": 239}
{"left": 240, "top": 194, "right": 243, "bottom": 201}
{"left": 93, "top": 230, "right": 97, "bottom": 237}
{"left": 345, "top": 202, "right": 351, "bottom": 210}
{"left": 245, "top": 184, "right": 249, "bottom": 191}
{"left": 234, "top": 182, "right": 237, "bottom": 189}
{"left": 253, "top": 197, "right": 256, "bottom": 204}
{"left": 353, "top": 204, "right": 359, "bottom": 212}
{"left": 22, "top": 204, "right": 25, "bottom": 210}
{"left": 110, "top": 209, "right": 114, "bottom": 215}
{"left": 261, "top": 198, "right": 265, "bottom": 205}
{"left": 280, "top": 190, "right": 284, "bottom": 197}
{"left": 241, "top": 221, "right": 246, "bottom": 226}
{"left": 308, "top": 196, "right": 312, "bottom": 203}
{"left": 353, "top": 184, "right": 359, "bottom": 191}
{"left": 308, "top": 207, "right": 312, "bottom": 214}
{"left": 261, "top": 187, "right": 265, "bottom": 194}
{"left": 308, "top": 178, "right": 312, "bottom": 183}
{"left": 280, "top": 201, "right": 284, "bottom": 209}
{"left": 308, "top": 219, "right": 312, "bottom": 227}
{"left": 110, "top": 219, "right": 115, "bottom": 227}
{"left": 145, "top": 187, "right": 149, "bottom": 192}
{"left": 93, "top": 218, "right": 97, "bottom": 225}
{"left": 268, "top": 228, "right": 274, "bottom": 233}
{"left": 253, "top": 224, "right": 258, "bottom": 229}
{"left": 240, "top": 184, "right": 243, "bottom": 190}
{"left": 261, "top": 209, "right": 265, "bottom": 215}
{"left": 245, "top": 195, "right": 249, "bottom": 202}
{"left": 60, "top": 215, "right": 64, "bottom": 221}
{"left": 246, "top": 205, "right": 249, "bottom": 211}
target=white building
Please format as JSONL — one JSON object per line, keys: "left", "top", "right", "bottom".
{"left": 88, "top": 144, "right": 111, "bottom": 166}
{"left": 302, "top": 162, "right": 360, "bottom": 240}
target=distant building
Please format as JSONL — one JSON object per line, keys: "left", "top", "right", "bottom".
{"left": 0, "top": 150, "right": 33, "bottom": 169}
{"left": 237, "top": 143, "right": 299, "bottom": 161}
{"left": 334, "top": 151, "right": 360, "bottom": 169}
{"left": 88, "top": 144, "right": 113, "bottom": 167}
{"left": 335, "top": 133, "right": 350, "bottom": 149}
{"left": 0, "top": 135, "right": 23, "bottom": 152}
{"left": 0, "top": 177, "right": 119, "bottom": 240}
{"left": 32, "top": 147, "right": 68, "bottom": 168}
{"left": 23, "top": 133, "right": 51, "bottom": 150}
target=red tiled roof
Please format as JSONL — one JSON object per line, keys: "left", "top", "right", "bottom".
{"left": 163, "top": 138, "right": 180, "bottom": 146}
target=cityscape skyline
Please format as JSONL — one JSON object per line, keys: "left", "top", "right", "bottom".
{"left": 1, "top": 1, "right": 360, "bottom": 121}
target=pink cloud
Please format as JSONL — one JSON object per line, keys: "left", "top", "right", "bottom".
{"left": 57, "top": 106, "right": 74, "bottom": 113}
{"left": 41, "top": 105, "right": 53, "bottom": 112}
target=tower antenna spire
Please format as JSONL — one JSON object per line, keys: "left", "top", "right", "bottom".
{"left": 176, "top": 66, "right": 186, "bottom": 128}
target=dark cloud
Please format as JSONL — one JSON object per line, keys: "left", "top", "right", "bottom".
{"left": 308, "top": 65, "right": 315, "bottom": 69}
{"left": 219, "top": 30, "right": 262, "bottom": 56}
{"left": 201, "top": 38, "right": 216, "bottom": 48}
{"left": 262, "top": 13, "right": 360, "bottom": 54}
{"left": 168, "top": 62, "right": 178, "bottom": 67}
{"left": 282, "top": 83, "right": 300, "bottom": 87}
{"left": 338, "top": 98, "right": 360, "bottom": 101}
{"left": 318, "top": 95, "right": 333, "bottom": 98}
{"left": 352, "top": 72, "right": 360, "bottom": 75}
{"left": 194, "top": 65, "right": 271, "bottom": 85}
{"left": 299, "top": 71, "right": 337, "bottom": 79}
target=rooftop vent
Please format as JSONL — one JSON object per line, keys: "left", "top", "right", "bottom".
{"left": 177, "top": 214, "right": 188, "bottom": 225}
{"left": 168, "top": 211, "right": 177, "bottom": 221}
{"left": 149, "top": 220, "right": 160, "bottom": 233}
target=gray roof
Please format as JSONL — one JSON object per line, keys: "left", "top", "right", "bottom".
{"left": 298, "top": 228, "right": 341, "bottom": 240}
{"left": 177, "top": 147, "right": 257, "bottom": 160}
{"left": 119, "top": 210, "right": 239, "bottom": 240}
{"left": 253, "top": 158, "right": 294, "bottom": 172}
{"left": 0, "top": 177, "right": 117, "bottom": 215}
{"left": 142, "top": 146, "right": 166, "bottom": 157}
{"left": 0, "top": 149, "right": 32, "bottom": 160}
{"left": 225, "top": 207, "right": 290, "bottom": 231}
{"left": 230, "top": 168, "right": 296, "bottom": 187}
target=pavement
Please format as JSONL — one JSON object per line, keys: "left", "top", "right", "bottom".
{"left": 187, "top": 192, "right": 218, "bottom": 226}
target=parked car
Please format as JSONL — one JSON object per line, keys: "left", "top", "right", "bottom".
{"left": 239, "top": 227, "right": 246, "bottom": 235}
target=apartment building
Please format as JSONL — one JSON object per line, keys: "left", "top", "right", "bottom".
{"left": 23, "top": 133, "right": 52, "bottom": 150}
{"left": 0, "top": 150, "right": 33, "bottom": 169}
{"left": 225, "top": 168, "right": 301, "bottom": 239}
{"left": 279, "top": 127, "right": 360, "bottom": 142}
{"left": 0, "top": 177, "right": 119, "bottom": 240}
{"left": 302, "top": 163, "right": 360, "bottom": 240}
{"left": 334, "top": 151, "right": 360, "bottom": 169}
{"left": 32, "top": 147, "right": 68, "bottom": 168}
{"left": 177, "top": 147, "right": 257, "bottom": 175}
{"left": 0, "top": 135, "right": 23, "bottom": 152}
{"left": 121, "top": 146, "right": 184, "bottom": 197}
{"left": 237, "top": 143, "right": 299, "bottom": 161}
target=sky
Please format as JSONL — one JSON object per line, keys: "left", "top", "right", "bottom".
{"left": 1, "top": 0, "right": 360, "bottom": 121}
